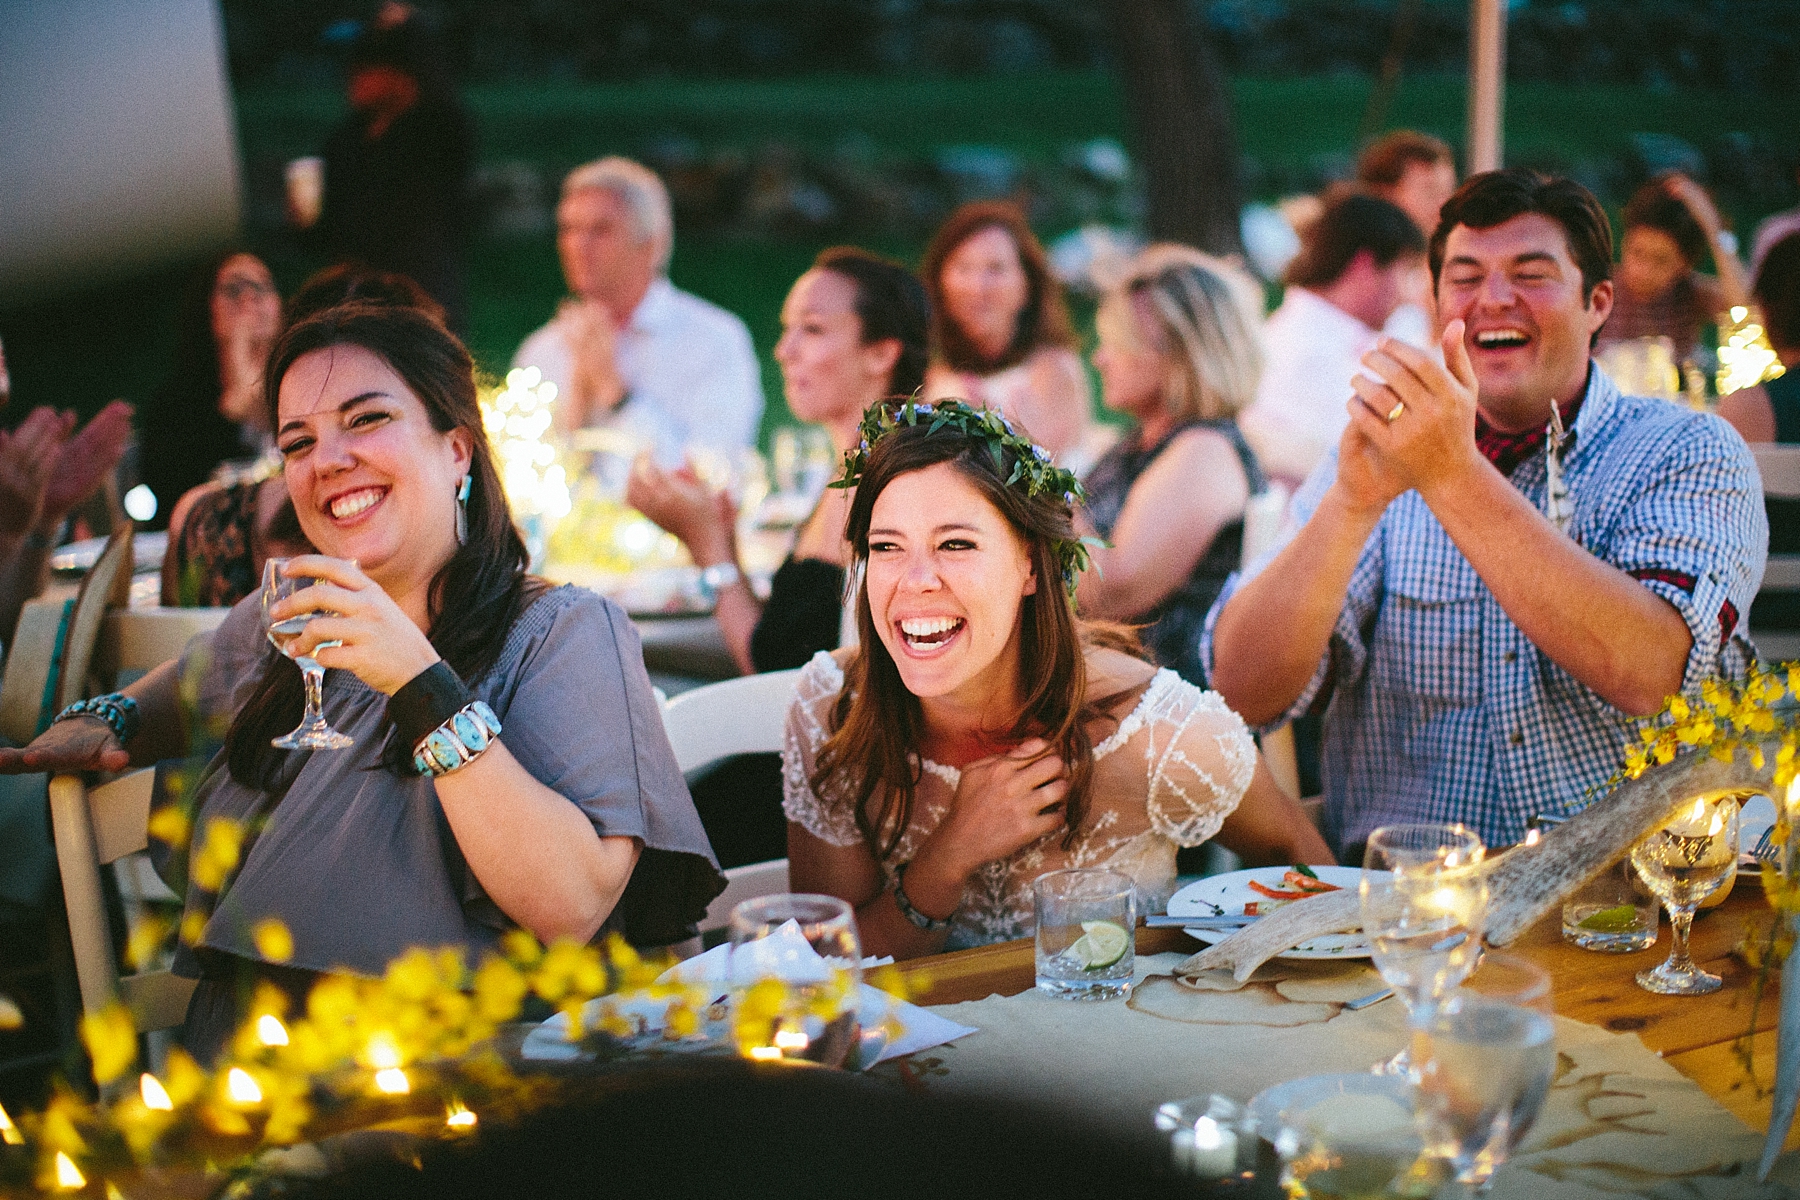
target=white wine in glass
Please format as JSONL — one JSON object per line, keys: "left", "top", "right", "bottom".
{"left": 261, "top": 559, "right": 354, "bottom": 751}
{"left": 1630, "top": 794, "right": 1739, "bottom": 995}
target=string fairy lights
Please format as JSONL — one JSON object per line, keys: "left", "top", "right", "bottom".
{"left": 1717, "top": 306, "right": 1786, "bottom": 396}
{"left": 481, "top": 366, "right": 573, "bottom": 566}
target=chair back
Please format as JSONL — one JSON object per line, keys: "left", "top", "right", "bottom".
{"left": 1750, "top": 444, "right": 1800, "bottom": 664}
{"left": 0, "top": 595, "right": 73, "bottom": 745}
{"left": 661, "top": 670, "right": 802, "bottom": 934}
{"left": 661, "top": 669, "right": 801, "bottom": 775}
{"left": 47, "top": 554, "right": 223, "bottom": 1030}
{"left": 1240, "top": 482, "right": 1292, "bottom": 568}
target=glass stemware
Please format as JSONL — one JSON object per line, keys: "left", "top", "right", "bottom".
{"left": 1419, "top": 954, "right": 1555, "bottom": 1194}
{"left": 261, "top": 558, "right": 354, "bottom": 750}
{"left": 1630, "top": 793, "right": 1741, "bottom": 995}
{"left": 728, "top": 893, "right": 862, "bottom": 1066}
{"left": 1360, "top": 823, "right": 1489, "bottom": 1079}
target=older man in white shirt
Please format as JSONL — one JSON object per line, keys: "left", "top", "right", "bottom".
{"left": 1239, "top": 193, "right": 1427, "bottom": 489}
{"left": 513, "top": 157, "right": 764, "bottom": 462}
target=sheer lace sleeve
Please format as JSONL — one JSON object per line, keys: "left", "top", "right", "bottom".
{"left": 780, "top": 651, "right": 862, "bottom": 847}
{"left": 1114, "top": 671, "right": 1257, "bottom": 848}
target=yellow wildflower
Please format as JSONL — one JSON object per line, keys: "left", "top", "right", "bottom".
{"left": 251, "top": 918, "right": 294, "bottom": 963}
{"left": 179, "top": 910, "right": 208, "bottom": 946}
{"left": 190, "top": 817, "right": 245, "bottom": 892}
{"left": 145, "top": 804, "right": 190, "bottom": 850}
{"left": 80, "top": 1002, "right": 137, "bottom": 1086}
{"left": 472, "top": 955, "right": 528, "bottom": 1023}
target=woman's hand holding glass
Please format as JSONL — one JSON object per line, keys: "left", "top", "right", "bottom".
{"left": 264, "top": 554, "right": 443, "bottom": 751}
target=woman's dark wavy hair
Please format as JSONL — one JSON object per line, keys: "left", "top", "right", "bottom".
{"left": 1754, "top": 232, "right": 1800, "bottom": 353}
{"left": 921, "top": 201, "right": 1077, "bottom": 375}
{"left": 811, "top": 418, "right": 1140, "bottom": 860}
{"left": 812, "top": 247, "right": 930, "bottom": 399}
{"left": 224, "top": 302, "right": 536, "bottom": 788}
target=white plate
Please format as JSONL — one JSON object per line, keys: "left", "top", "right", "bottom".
{"left": 1166, "top": 866, "right": 1374, "bottom": 960}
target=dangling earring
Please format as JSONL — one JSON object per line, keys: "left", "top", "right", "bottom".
{"left": 455, "top": 474, "right": 471, "bottom": 546}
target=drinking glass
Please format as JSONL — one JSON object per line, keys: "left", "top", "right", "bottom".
{"left": 1630, "top": 793, "right": 1741, "bottom": 995}
{"left": 1033, "top": 868, "right": 1135, "bottom": 1000}
{"left": 1421, "top": 955, "right": 1556, "bottom": 1193}
{"left": 1361, "top": 824, "right": 1489, "bottom": 1078}
{"left": 1561, "top": 857, "right": 1658, "bottom": 952}
{"left": 728, "top": 894, "right": 862, "bottom": 1066}
{"left": 1248, "top": 1073, "right": 1443, "bottom": 1200}
{"left": 261, "top": 559, "right": 353, "bottom": 750}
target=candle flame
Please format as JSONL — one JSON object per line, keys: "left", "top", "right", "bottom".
{"left": 1690, "top": 797, "right": 1707, "bottom": 823}
{"left": 748, "top": 1045, "right": 783, "bottom": 1061}
{"left": 374, "top": 1067, "right": 410, "bottom": 1095}
{"left": 446, "top": 1101, "right": 477, "bottom": 1130}
{"left": 1523, "top": 828, "right": 1541, "bottom": 847}
{"left": 54, "top": 1151, "right": 85, "bottom": 1189}
{"left": 1709, "top": 812, "right": 1724, "bottom": 837}
{"left": 772, "top": 1028, "right": 810, "bottom": 1052}
{"left": 140, "top": 1072, "right": 173, "bottom": 1111}
{"left": 365, "top": 1032, "right": 401, "bottom": 1070}
{"left": 256, "top": 1014, "right": 289, "bottom": 1047}
{"left": 1194, "top": 1116, "right": 1225, "bottom": 1152}
{"left": 227, "top": 1067, "right": 263, "bottom": 1105}
{"left": 1787, "top": 775, "right": 1800, "bottom": 817}
{"left": 0, "top": 1101, "right": 20, "bottom": 1146}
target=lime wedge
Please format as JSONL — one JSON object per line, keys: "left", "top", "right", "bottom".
{"left": 1577, "top": 904, "right": 1640, "bottom": 933}
{"left": 1068, "top": 920, "right": 1130, "bottom": 970}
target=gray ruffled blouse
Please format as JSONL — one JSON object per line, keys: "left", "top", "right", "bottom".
{"left": 163, "top": 584, "right": 723, "bottom": 982}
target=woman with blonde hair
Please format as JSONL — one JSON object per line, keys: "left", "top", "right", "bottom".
{"left": 1076, "top": 245, "right": 1268, "bottom": 686}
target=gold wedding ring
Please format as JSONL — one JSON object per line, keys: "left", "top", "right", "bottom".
{"left": 1386, "top": 400, "right": 1406, "bottom": 423}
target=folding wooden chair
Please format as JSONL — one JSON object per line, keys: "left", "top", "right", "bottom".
{"left": 1751, "top": 444, "right": 1800, "bottom": 665}
{"left": 46, "top": 528, "right": 228, "bottom": 1030}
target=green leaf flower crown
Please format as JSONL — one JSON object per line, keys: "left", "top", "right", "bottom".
{"left": 831, "top": 397, "right": 1101, "bottom": 596}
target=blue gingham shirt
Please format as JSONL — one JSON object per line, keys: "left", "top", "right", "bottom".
{"left": 1201, "top": 366, "right": 1768, "bottom": 851}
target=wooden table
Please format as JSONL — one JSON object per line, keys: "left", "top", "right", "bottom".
{"left": 898, "top": 883, "right": 1795, "bottom": 1151}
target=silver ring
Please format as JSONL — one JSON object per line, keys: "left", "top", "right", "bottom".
{"left": 1386, "top": 400, "right": 1406, "bottom": 423}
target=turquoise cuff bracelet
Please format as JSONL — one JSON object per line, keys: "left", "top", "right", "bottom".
{"left": 54, "top": 693, "right": 140, "bottom": 745}
{"left": 412, "top": 700, "right": 502, "bottom": 778}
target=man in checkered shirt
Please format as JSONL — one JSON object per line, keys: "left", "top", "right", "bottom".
{"left": 1204, "top": 170, "right": 1767, "bottom": 857}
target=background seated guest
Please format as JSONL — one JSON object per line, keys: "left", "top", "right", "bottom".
{"left": 1078, "top": 245, "right": 1269, "bottom": 688}
{"left": 0, "top": 304, "right": 722, "bottom": 1063}
{"left": 628, "top": 247, "right": 928, "bottom": 675}
{"left": 1718, "top": 232, "right": 1800, "bottom": 631}
{"left": 1355, "top": 129, "right": 1459, "bottom": 347}
{"left": 1206, "top": 170, "right": 1766, "bottom": 859}
{"left": 291, "top": 5, "right": 473, "bottom": 330}
{"left": 160, "top": 265, "right": 443, "bottom": 607}
{"left": 1237, "top": 194, "right": 1427, "bottom": 490}
{"left": 137, "top": 251, "right": 282, "bottom": 528}
{"left": 784, "top": 400, "right": 1329, "bottom": 958}
{"left": 513, "top": 157, "right": 763, "bottom": 461}
{"left": 920, "top": 202, "right": 1111, "bottom": 474}
{"left": 1598, "top": 172, "right": 1750, "bottom": 365}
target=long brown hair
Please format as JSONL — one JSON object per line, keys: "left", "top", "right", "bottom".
{"left": 224, "top": 302, "right": 537, "bottom": 787}
{"left": 812, "top": 416, "right": 1140, "bottom": 860}
{"left": 921, "top": 201, "right": 1077, "bottom": 375}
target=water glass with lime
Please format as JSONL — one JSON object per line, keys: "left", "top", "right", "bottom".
{"left": 1033, "top": 868, "right": 1135, "bottom": 1000}
{"left": 1560, "top": 858, "right": 1657, "bottom": 952}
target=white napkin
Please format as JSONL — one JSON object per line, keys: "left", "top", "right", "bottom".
{"left": 521, "top": 921, "right": 975, "bottom": 1068}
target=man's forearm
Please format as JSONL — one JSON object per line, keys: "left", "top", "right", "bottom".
{"left": 1210, "top": 488, "right": 1382, "bottom": 725}
{"left": 1422, "top": 465, "right": 1691, "bottom": 716}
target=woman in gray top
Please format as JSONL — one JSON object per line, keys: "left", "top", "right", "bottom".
{"left": 2, "top": 303, "right": 722, "bottom": 1061}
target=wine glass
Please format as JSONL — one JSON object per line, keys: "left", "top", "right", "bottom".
{"left": 728, "top": 893, "right": 862, "bottom": 1066}
{"left": 261, "top": 558, "right": 354, "bottom": 750}
{"left": 1360, "top": 823, "right": 1489, "bottom": 1078}
{"left": 1418, "top": 954, "right": 1555, "bottom": 1194}
{"left": 1630, "top": 793, "right": 1741, "bottom": 995}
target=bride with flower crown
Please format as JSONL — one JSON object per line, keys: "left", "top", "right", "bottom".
{"left": 782, "top": 400, "right": 1331, "bottom": 958}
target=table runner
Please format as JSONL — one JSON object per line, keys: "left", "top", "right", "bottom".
{"left": 889, "top": 953, "right": 1800, "bottom": 1199}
